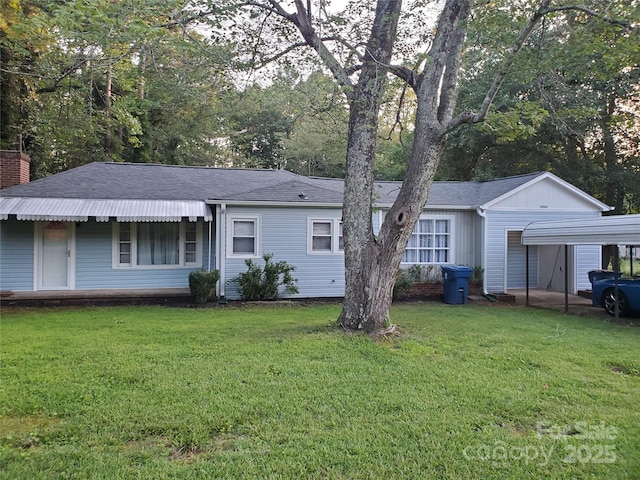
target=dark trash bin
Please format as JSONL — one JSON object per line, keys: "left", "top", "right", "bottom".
{"left": 588, "top": 270, "right": 622, "bottom": 285}
{"left": 442, "top": 265, "right": 473, "bottom": 305}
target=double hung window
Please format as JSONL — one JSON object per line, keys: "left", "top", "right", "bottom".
{"left": 308, "top": 218, "right": 343, "bottom": 254}
{"left": 227, "top": 216, "right": 260, "bottom": 258}
{"left": 402, "top": 216, "right": 453, "bottom": 264}
{"left": 114, "top": 222, "right": 201, "bottom": 268}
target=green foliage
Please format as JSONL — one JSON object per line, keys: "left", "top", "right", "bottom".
{"left": 440, "top": 0, "right": 640, "bottom": 212}
{"left": 1, "top": 304, "right": 639, "bottom": 478}
{"left": 188, "top": 269, "right": 220, "bottom": 304}
{"left": 471, "top": 266, "right": 484, "bottom": 283}
{"left": 392, "top": 268, "right": 414, "bottom": 300}
{"left": 3, "top": 0, "right": 232, "bottom": 176}
{"left": 232, "top": 253, "right": 298, "bottom": 301}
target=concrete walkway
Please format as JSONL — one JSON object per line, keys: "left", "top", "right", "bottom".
{"left": 507, "top": 288, "right": 609, "bottom": 318}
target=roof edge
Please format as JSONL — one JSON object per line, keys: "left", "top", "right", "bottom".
{"left": 480, "top": 171, "right": 612, "bottom": 212}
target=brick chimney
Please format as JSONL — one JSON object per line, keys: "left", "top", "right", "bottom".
{"left": 0, "top": 150, "right": 30, "bottom": 189}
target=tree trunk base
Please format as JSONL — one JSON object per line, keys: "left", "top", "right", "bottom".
{"left": 340, "top": 321, "right": 400, "bottom": 340}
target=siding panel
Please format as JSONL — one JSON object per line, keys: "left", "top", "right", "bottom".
{"left": 223, "top": 206, "right": 345, "bottom": 299}
{"left": 576, "top": 245, "right": 601, "bottom": 291}
{"left": 0, "top": 219, "right": 34, "bottom": 291}
{"left": 485, "top": 211, "right": 600, "bottom": 293}
{"left": 490, "top": 177, "right": 605, "bottom": 210}
{"left": 75, "top": 220, "right": 213, "bottom": 290}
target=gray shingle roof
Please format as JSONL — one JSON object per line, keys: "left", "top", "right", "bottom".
{"left": 1, "top": 162, "right": 546, "bottom": 208}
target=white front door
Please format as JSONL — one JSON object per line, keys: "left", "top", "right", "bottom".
{"left": 37, "top": 222, "right": 75, "bottom": 290}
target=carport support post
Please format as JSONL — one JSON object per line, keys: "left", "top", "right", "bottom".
{"left": 564, "top": 245, "right": 569, "bottom": 314}
{"left": 614, "top": 246, "right": 620, "bottom": 320}
{"left": 525, "top": 245, "right": 530, "bottom": 306}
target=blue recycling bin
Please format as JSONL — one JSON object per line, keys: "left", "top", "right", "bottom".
{"left": 441, "top": 265, "right": 473, "bottom": 305}
{"left": 588, "top": 270, "right": 622, "bottom": 285}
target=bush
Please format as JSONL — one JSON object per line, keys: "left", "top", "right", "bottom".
{"left": 232, "top": 253, "right": 298, "bottom": 301}
{"left": 189, "top": 270, "right": 220, "bottom": 304}
{"left": 393, "top": 268, "right": 414, "bottom": 300}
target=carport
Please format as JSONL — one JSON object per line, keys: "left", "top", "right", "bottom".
{"left": 521, "top": 214, "right": 640, "bottom": 316}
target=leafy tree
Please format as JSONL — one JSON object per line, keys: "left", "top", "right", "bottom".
{"left": 200, "top": 0, "right": 636, "bottom": 332}
{"left": 439, "top": 0, "right": 640, "bottom": 212}
{"left": 224, "top": 83, "right": 295, "bottom": 169}
{"left": 3, "top": 0, "right": 233, "bottom": 177}
{"left": 281, "top": 71, "right": 349, "bottom": 178}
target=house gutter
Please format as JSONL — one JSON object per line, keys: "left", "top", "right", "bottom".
{"left": 205, "top": 199, "right": 342, "bottom": 208}
{"left": 476, "top": 207, "right": 489, "bottom": 295}
{"left": 207, "top": 217, "right": 213, "bottom": 273}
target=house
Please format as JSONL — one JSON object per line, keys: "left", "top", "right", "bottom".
{"left": 0, "top": 151, "right": 612, "bottom": 301}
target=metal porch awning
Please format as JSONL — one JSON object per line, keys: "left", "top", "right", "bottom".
{"left": 0, "top": 197, "right": 213, "bottom": 222}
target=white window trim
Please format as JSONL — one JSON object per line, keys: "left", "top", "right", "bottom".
{"left": 400, "top": 214, "right": 455, "bottom": 265}
{"left": 307, "top": 218, "right": 344, "bottom": 255}
{"left": 112, "top": 221, "right": 203, "bottom": 269}
{"left": 226, "top": 215, "right": 261, "bottom": 259}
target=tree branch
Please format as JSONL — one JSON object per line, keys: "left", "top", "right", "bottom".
{"left": 541, "top": 5, "right": 635, "bottom": 30}
{"left": 444, "top": 0, "right": 636, "bottom": 134}
{"left": 388, "top": 65, "right": 420, "bottom": 89}
{"left": 285, "top": 0, "right": 355, "bottom": 98}
{"left": 444, "top": 0, "right": 553, "bottom": 133}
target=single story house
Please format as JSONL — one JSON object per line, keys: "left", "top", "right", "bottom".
{"left": 0, "top": 152, "right": 612, "bottom": 300}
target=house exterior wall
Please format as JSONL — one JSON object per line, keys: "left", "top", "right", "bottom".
{"left": 416, "top": 209, "right": 478, "bottom": 268}
{"left": 0, "top": 219, "right": 212, "bottom": 292}
{"left": 0, "top": 218, "right": 34, "bottom": 290}
{"left": 222, "top": 205, "right": 346, "bottom": 299}
{"left": 575, "top": 245, "right": 601, "bottom": 291}
{"left": 484, "top": 210, "right": 601, "bottom": 293}
{"left": 378, "top": 208, "right": 479, "bottom": 268}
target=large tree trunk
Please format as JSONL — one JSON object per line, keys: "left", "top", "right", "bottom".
{"left": 337, "top": 0, "right": 402, "bottom": 331}
{"left": 338, "top": 0, "right": 471, "bottom": 332}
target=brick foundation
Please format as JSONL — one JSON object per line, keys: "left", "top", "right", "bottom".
{"left": 0, "top": 150, "right": 30, "bottom": 189}
{"left": 406, "top": 281, "right": 483, "bottom": 299}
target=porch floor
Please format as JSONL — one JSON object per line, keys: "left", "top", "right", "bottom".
{"left": 1, "top": 288, "right": 191, "bottom": 307}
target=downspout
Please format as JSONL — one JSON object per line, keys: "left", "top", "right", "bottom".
{"left": 217, "top": 204, "right": 227, "bottom": 302}
{"left": 476, "top": 207, "right": 489, "bottom": 295}
{"left": 207, "top": 217, "right": 212, "bottom": 272}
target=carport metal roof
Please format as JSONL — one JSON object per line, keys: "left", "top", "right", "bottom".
{"left": 522, "top": 214, "right": 640, "bottom": 246}
{"left": 521, "top": 214, "right": 639, "bottom": 317}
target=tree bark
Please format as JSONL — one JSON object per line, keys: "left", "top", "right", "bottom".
{"left": 251, "top": 0, "right": 557, "bottom": 333}
{"left": 337, "top": 0, "right": 403, "bottom": 331}
{"left": 338, "top": 0, "right": 471, "bottom": 332}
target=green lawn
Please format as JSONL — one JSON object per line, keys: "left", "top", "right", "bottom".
{"left": 1, "top": 302, "right": 639, "bottom": 479}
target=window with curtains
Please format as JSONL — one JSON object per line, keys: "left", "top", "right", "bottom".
{"left": 402, "top": 216, "right": 453, "bottom": 264}
{"left": 308, "top": 218, "right": 343, "bottom": 254}
{"left": 227, "top": 216, "right": 260, "bottom": 258}
{"left": 113, "top": 222, "right": 202, "bottom": 268}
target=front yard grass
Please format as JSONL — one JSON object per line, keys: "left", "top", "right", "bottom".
{"left": 1, "top": 302, "right": 638, "bottom": 479}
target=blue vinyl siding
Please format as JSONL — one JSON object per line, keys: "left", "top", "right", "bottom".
{"left": 75, "top": 220, "right": 213, "bottom": 290}
{"left": 223, "top": 206, "right": 346, "bottom": 299}
{"left": 0, "top": 219, "right": 34, "bottom": 291}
